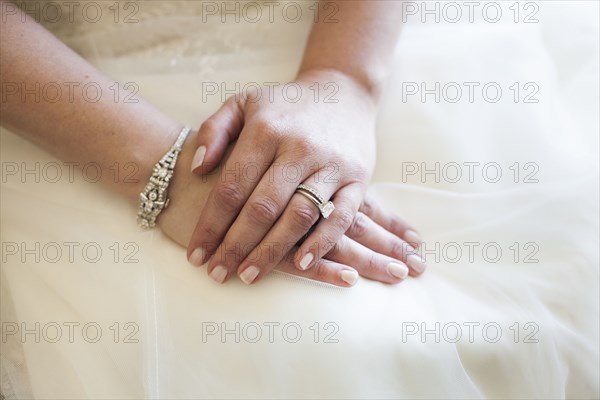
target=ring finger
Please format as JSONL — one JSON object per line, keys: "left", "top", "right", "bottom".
{"left": 234, "top": 175, "right": 340, "bottom": 284}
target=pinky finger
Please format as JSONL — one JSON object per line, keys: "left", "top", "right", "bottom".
{"left": 275, "top": 255, "right": 359, "bottom": 288}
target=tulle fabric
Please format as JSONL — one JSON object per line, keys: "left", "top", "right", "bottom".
{"left": 1, "top": 1, "right": 598, "bottom": 398}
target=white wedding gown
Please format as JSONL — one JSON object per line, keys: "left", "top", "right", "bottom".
{"left": 1, "top": 1, "right": 598, "bottom": 398}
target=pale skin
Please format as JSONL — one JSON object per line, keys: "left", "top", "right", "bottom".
{"left": 187, "top": 0, "right": 426, "bottom": 284}
{"left": 0, "top": 0, "right": 425, "bottom": 287}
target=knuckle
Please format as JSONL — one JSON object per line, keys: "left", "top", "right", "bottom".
{"left": 390, "top": 240, "right": 408, "bottom": 260}
{"left": 348, "top": 159, "right": 371, "bottom": 182}
{"left": 389, "top": 217, "right": 403, "bottom": 234}
{"left": 253, "top": 118, "right": 279, "bottom": 140}
{"left": 361, "top": 194, "right": 375, "bottom": 215}
{"left": 213, "top": 181, "right": 245, "bottom": 212}
{"left": 290, "top": 202, "right": 318, "bottom": 231}
{"left": 319, "top": 233, "right": 337, "bottom": 256}
{"left": 338, "top": 163, "right": 370, "bottom": 186}
{"left": 313, "top": 260, "right": 330, "bottom": 281}
{"left": 194, "top": 225, "right": 220, "bottom": 253}
{"left": 363, "top": 253, "right": 380, "bottom": 276}
{"left": 249, "top": 119, "right": 283, "bottom": 152}
{"left": 200, "top": 225, "right": 220, "bottom": 242}
{"left": 248, "top": 195, "right": 281, "bottom": 225}
{"left": 225, "top": 93, "right": 239, "bottom": 104}
{"left": 347, "top": 212, "right": 369, "bottom": 238}
{"left": 279, "top": 134, "right": 317, "bottom": 159}
{"left": 355, "top": 163, "right": 370, "bottom": 181}
{"left": 332, "top": 207, "right": 355, "bottom": 233}
{"left": 324, "top": 235, "right": 342, "bottom": 258}
{"left": 293, "top": 139, "right": 317, "bottom": 157}
{"left": 199, "top": 118, "right": 219, "bottom": 134}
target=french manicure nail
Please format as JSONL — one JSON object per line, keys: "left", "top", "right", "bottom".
{"left": 407, "top": 254, "right": 427, "bottom": 274}
{"left": 388, "top": 262, "right": 409, "bottom": 279}
{"left": 340, "top": 270, "right": 359, "bottom": 286}
{"left": 299, "top": 252, "right": 314, "bottom": 270}
{"left": 239, "top": 265, "right": 260, "bottom": 285}
{"left": 191, "top": 146, "right": 206, "bottom": 172}
{"left": 209, "top": 265, "right": 228, "bottom": 284}
{"left": 189, "top": 247, "right": 206, "bottom": 266}
{"left": 404, "top": 230, "right": 422, "bottom": 248}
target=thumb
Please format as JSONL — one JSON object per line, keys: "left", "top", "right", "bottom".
{"left": 191, "top": 95, "right": 244, "bottom": 174}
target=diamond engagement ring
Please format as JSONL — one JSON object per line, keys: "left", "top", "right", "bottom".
{"left": 295, "top": 184, "right": 335, "bottom": 219}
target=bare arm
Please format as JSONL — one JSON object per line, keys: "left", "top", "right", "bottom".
{"left": 0, "top": 0, "right": 183, "bottom": 202}
{"left": 0, "top": 2, "right": 420, "bottom": 287}
{"left": 298, "top": 0, "right": 403, "bottom": 102}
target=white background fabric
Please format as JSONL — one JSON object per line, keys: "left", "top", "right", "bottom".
{"left": 1, "top": 1, "right": 598, "bottom": 398}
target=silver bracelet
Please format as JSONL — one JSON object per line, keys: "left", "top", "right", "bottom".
{"left": 137, "top": 126, "right": 191, "bottom": 229}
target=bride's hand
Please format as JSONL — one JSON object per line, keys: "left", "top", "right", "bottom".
{"left": 160, "top": 129, "right": 424, "bottom": 287}
{"left": 183, "top": 71, "right": 427, "bottom": 285}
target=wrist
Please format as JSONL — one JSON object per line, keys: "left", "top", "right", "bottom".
{"left": 296, "top": 67, "right": 383, "bottom": 108}
{"left": 157, "top": 128, "right": 217, "bottom": 243}
{"left": 120, "top": 121, "right": 186, "bottom": 204}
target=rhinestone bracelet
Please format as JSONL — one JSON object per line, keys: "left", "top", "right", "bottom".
{"left": 137, "top": 126, "right": 191, "bottom": 229}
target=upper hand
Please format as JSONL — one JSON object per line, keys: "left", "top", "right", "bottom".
{"left": 161, "top": 127, "right": 425, "bottom": 287}
{"left": 186, "top": 69, "right": 424, "bottom": 284}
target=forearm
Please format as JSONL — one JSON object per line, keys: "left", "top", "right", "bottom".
{"left": 0, "top": 1, "right": 183, "bottom": 203}
{"left": 298, "top": 0, "right": 403, "bottom": 103}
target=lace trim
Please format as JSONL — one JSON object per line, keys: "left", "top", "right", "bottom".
{"left": 18, "top": 0, "right": 313, "bottom": 60}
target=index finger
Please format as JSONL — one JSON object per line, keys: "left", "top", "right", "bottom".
{"left": 186, "top": 132, "right": 275, "bottom": 265}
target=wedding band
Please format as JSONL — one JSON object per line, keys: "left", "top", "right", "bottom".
{"left": 295, "top": 184, "right": 335, "bottom": 219}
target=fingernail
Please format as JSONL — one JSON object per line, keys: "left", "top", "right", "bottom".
{"left": 189, "top": 247, "right": 206, "bottom": 266}
{"left": 407, "top": 254, "right": 427, "bottom": 274}
{"left": 191, "top": 146, "right": 206, "bottom": 172}
{"left": 340, "top": 270, "right": 359, "bottom": 286}
{"left": 388, "top": 262, "right": 409, "bottom": 279}
{"left": 404, "top": 230, "right": 422, "bottom": 248}
{"left": 209, "top": 265, "right": 228, "bottom": 284}
{"left": 299, "top": 252, "right": 314, "bottom": 270}
{"left": 239, "top": 265, "right": 260, "bottom": 285}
